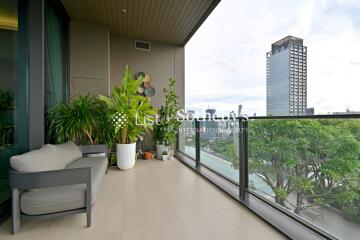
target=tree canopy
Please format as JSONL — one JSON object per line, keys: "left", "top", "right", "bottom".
{"left": 247, "top": 119, "right": 360, "bottom": 219}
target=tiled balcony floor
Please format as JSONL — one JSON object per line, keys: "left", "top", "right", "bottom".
{"left": 0, "top": 159, "right": 286, "bottom": 240}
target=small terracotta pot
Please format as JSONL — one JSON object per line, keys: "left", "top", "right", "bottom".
{"left": 144, "top": 152, "right": 153, "bottom": 160}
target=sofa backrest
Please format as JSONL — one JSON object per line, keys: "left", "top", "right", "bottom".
{"left": 53, "top": 141, "right": 83, "bottom": 166}
{"left": 10, "top": 141, "right": 83, "bottom": 172}
{"left": 10, "top": 144, "right": 66, "bottom": 172}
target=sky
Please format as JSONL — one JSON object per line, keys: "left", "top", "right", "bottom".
{"left": 185, "top": 0, "right": 360, "bottom": 116}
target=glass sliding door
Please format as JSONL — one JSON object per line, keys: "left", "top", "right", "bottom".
{"left": 44, "top": 0, "right": 69, "bottom": 110}
{"left": 0, "top": 0, "right": 28, "bottom": 221}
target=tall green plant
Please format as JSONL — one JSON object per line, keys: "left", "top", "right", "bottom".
{"left": 48, "top": 95, "right": 114, "bottom": 145}
{"left": 155, "top": 78, "right": 181, "bottom": 146}
{"left": 99, "top": 66, "right": 156, "bottom": 144}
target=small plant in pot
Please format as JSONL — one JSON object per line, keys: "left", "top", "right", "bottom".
{"left": 154, "top": 78, "right": 181, "bottom": 160}
{"left": 161, "top": 151, "right": 169, "bottom": 161}
{"left": 99, "top": 66, "right": 156, "bottom": 170}
{"left": 143, "top": 151, "right": 153, "bottom": 160}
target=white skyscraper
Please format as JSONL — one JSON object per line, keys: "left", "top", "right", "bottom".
{"left": 266, "top": 36, "right": 307, "bottom": 116}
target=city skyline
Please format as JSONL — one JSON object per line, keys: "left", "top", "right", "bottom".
{"left": 185, "top": 0, "right": 360, "bottom": 116}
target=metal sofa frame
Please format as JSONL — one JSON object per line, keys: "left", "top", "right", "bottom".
{"left": 9, "top": 144, "right": 108, "bottom": 234}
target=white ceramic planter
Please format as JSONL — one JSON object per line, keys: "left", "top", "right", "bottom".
{"left": 116, "top": 143, "right": 136, "bottom": 170}
{"left": 162, "top": 155, "right": 169, "bottom": 161}
{"left": 156, "top": 144, "right": 170, "bottom": 160}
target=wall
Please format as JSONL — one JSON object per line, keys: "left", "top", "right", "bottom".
{"left": 69, "top": 21, "right": 185, "bottom": 108}
{"left": 68, "top": 21, "right": 185, "bottom": 151}
{"left": 110, "top": 36, "right": 185, "bottom": 108}
{"left": 69, "top": 20, "right": 110, "bottom": 96}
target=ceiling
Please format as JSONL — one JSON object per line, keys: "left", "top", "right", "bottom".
{"left": 61, "top": 0, "right": 220, "bottom": 46}
{"left": 0, "top": 0, "right": 18, "bottom": 30}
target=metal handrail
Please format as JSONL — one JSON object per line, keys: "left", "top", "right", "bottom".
{"left": 183, "top": 113, "right": 360, "bottom": 121}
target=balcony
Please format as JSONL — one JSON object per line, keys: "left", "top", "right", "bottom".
{"left": 0, "top": 159, "right": 285, "bottom": 240}
{"left": 1, "top": 1, "right": 359, "bottom": 240}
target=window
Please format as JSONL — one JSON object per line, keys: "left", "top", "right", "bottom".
{"left": 0, "top": 0, "right": 28, "bottom": 220}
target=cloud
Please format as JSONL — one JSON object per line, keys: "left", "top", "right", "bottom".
{"left": 349, "top": 61, "right": 360, "bottom": 65}
{"left": 185, "top": 0, "right": 360, "bottom": 116}
{"left": 186, "top": 91, "right": 263, "bottom": 105}
{"left": 324, "top": 0, "right": 360, "bottom": 29}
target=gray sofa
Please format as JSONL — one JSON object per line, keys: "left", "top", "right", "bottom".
{"left": 9, "top": 142, "right": 108, "bottom": 234}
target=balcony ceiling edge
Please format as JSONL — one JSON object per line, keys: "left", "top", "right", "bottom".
{"left": 61, "top": 0, "right": 220, "bottom": 46}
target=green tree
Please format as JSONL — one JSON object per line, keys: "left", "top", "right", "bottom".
{"left": 247, "top": 119, "right": 360, "bottom": 216}
{"left": 249, "top": 120, "right": 308, "bottom": 207}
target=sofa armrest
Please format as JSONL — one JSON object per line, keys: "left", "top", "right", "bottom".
{"left": 9, "top": 167, "right": 92, "bottom": 233}
{"left": 9, "top": 167, "right": 91, "bottom": 189}
{"left": 78, "top": 144, "right": 108, "bottom": 157}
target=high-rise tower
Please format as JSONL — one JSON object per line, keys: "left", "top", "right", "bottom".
{"left": 266, "top": 36, "right": 307, "bottom": 116}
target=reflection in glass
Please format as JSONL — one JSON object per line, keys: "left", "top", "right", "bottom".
{"left": 44, "top": 0, "right": 68, "bottom": 109}
{"left": 200, "top": 120, "right": 239, "bottom": 184}
{"left": 178, "top": 120, "right": 196, "bottom": 159}
{"left": 0, "top": 0, "right": 28, "bottom": 221}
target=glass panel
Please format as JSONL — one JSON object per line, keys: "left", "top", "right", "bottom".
{"left": 44, "top": 0, "right": 69, "bottom": 143}
{"left": 44, "top": 0, "right": 68, "bottom": 109}
{"left": 178, "top": 120, "right": 196, "bottom": 159}
{"left": 200, "top": 119, "right": 239, "bottom": 184}
{"left": 0, "top": 0, "right": 28, "bottom": 221}
{"left": 249, "top": 118, "right": 360, "bottom": 240}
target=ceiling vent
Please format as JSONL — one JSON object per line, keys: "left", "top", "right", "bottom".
{"left": 135, "top": 40, "right": 150, "bottom": 51}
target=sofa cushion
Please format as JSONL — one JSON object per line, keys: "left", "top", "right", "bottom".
{"left": 20, "top": 157, "right": 107, "bottom": 215}
{"left": 10, "top": 145, "right": 65, "bottom": 172}
{"left": 66, "top": 157, "right": 108, "bottom": 203}
{"left": 54, "top": 141, "right": 82, "bottom": 165}
{"left": 20, "top": 185, "right": 87, "bottom": 215}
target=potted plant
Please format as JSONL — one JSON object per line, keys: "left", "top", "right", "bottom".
{"left": 99, "top": 66, "right": 156, "bottom": 170}
{"left": 155, "top": 78, "right": 181, "bottom": 159}
{"left": 47, "top": 95, "right": 114, "bottom": 146}
{"left": 0, "top": 89, "right": 14, "bottom": 109}
{"left": 161, "top": 151, "right": 169, "bottom": 161}
{"left": 143, "top": 151, "right": 153, "bottom": 160}
{"left": 0, "top": 89, "right": 14, "bottom": 147}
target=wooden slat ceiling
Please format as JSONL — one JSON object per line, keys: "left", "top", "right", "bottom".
{"left": 61, "top": 0, "right": 220, "bottom": 46}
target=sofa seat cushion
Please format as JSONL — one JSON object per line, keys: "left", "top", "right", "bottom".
{"left": 20, "top": 157, "right": 107, "bottom": 215}
{"left": 10, "top": 144, "right": 65, "bottom": 172}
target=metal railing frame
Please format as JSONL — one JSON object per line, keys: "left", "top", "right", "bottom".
{"left": 176, "top": 113, "right": 360, "bottom": 240}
